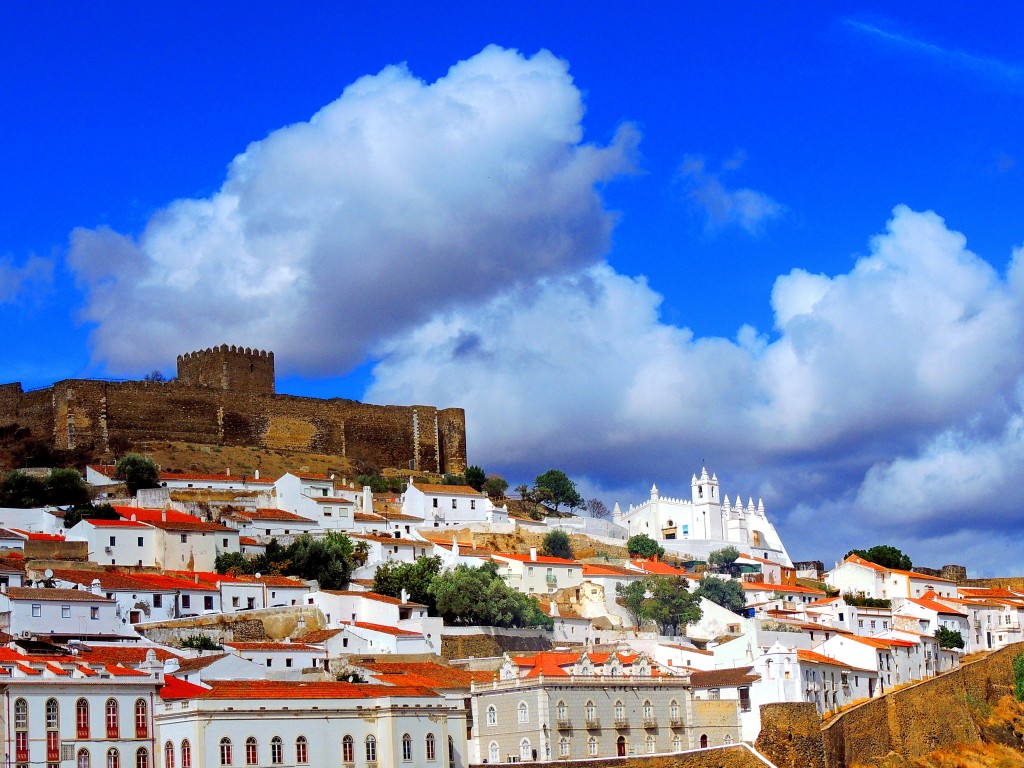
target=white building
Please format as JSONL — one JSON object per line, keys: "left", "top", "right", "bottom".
{"left": 615, "top": 468, "right": 792, "bottom": 566}
{"left": 65, "top": 518, "right": 158, "bottom": 567}
{"left": 272, "top": 473, "right": 356, "bottom": 531}
{"left": 0, "top": 586, "right": 126, "bottom": 642}
{"left": 491, "top": 549, "right": 584, "bottom": 595}
{"left": 401, "top": 482, "right": 508, "bottom": 528}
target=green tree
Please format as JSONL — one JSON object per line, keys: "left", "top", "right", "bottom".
{"left": 286, "top": 532, "right": 355, "bottom": 590}
{"left": 845, "top": 545, "right": 912, "bottom": 571}
{"left": 63, "top": 502, "right": 119, "bottom": 529}
{"left": 215, "top": 551, "right": 255, "bottom": 575}
{"left": 429, "top": 562, "right": 552, "bottom": 628}
{"left": 533, "top": 469, "right": 584, "bottom": 511}
{"left": 693, "top": 575, "right": 746, "bottom": 614}
{"left": 627, "top": 534, "right": 665, "bottom": 559}
{"left": 616, "top": 577, "right": 702, "bottom": 635}
{"left": 114, "top": 453, "right": 160, "bottom": 495}
{"left": 0, "top": 471, "right": 48, "bottom": 508}
{"left": 45, "top": 467, "right": 91, "bottom": 507}
{"left": 441, "top": 473, "right": 466, "bottom": 486}
{"left": 934, "top": 626, "right": 965, "bottom": 650}
{"left": 708, "top": 546, "right": 741, "bottom": 575}
{"left": 464, "top": 466, "right": 486, "bottom": 492}
{"left": 542, "top": 530, "right": 573, "bottom": 560}
{"left": 373, "top": 556, "right": 443, "bottom": 614}
{"left": 180, "top": 634, "right": 221, "bottom": 651}
{"left": 1014, "top": 652, "right": 1024, "bottom": 702}
{"left": 483, "top": 473, "right": 509, "bottom": 500}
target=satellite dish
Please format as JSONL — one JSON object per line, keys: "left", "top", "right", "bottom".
{"left": 44, "top": 569, "right": 53, "bottom": 579}
{"left": 254, "top": 573, "right": 261, "bottom": 579}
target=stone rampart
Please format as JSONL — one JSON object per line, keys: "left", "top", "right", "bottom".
{"left": 470, "top": 744, "right": 774, "bottom": 768}
{"left": 0, "top": 348, "right": 467, "bottom": 473}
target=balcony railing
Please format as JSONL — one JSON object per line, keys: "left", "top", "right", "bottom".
{"left": 614, "top": 716, "right": 630, "bottom": 728}
{"left": 546, "top": 575, "right": 558, "bottom": 586}
{"left": 556, "top": 717, "right": 573, "bottom": 730}
{"left": 585, "top": 716, "right": 601, "bottom": 729}
{"left": 643, "top": 716, "right": 658, "bottom": 728}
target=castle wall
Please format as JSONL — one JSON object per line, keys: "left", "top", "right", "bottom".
{"left": 0, "top": 379, "right": 467, "bottom": 474}
{"left": 177, "top": 345, "right": 275, "bottom": 394}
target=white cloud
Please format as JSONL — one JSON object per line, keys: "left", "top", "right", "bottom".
{"left": 67, "top": 45, "right": 636, "bottom": 375}
{"left": 0, "top": 255, "right": 52, "bottom": 303}
{"left": 366, "top": 206, "right": 1024, "bottom": 573}
{"left": 679, "top": 153, "right": 784, "bottom": 234}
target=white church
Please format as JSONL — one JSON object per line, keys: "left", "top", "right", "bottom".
{"left": 614, "top": 467, "right": 793, "bottom": 566}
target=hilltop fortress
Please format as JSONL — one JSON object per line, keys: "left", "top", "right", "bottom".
{"left": 0, "top": 345, "right": 467, "bottom": 474}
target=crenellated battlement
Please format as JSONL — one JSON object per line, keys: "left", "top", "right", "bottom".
{"left": 177, "top": 344, "right": 276, "bottom": 394}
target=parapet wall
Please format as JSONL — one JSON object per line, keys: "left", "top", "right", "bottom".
{"left": 177, "top": 345, "right": 275, "bottom": 394}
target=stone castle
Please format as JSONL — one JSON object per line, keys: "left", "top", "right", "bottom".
{"left": 0, "top": 345, "right": 466, "bottom": 474}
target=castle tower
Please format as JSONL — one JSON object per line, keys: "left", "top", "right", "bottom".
{"left": 176, "top": 345, "right": 275, "bottom": 394}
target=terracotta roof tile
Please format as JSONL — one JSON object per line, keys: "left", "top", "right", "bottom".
{"left": 689, "top": 666, "right": 759, "bottom": 688}
{"left": 199, "top": 679, "right": 440, "bottom": 700}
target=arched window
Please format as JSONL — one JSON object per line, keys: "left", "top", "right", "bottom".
{"left": 14, "top": 697, "right": 28, "bottom": 763}
{"left": 488, "top": 742, "right": 499, "bottom": 763}
{"left": 245, "top": 738, "right": 258, "bottom": 766}
{"left": 447, "top": 736, "right": 455, "bottom": 768}
{"left": 585, "top": 700, "right": 596, "bottom": 722}
{"left": 642, "top": 700, "right": 653, "bottom": 719}
{"left": 672, "top": 735, "right": 682, "bottom": 752}
{"left": 559, "top": 737, "right": 570, "bottom": 757}
{"left": 134, "top": 699, "right": 148, "bottom": 738}
{"left": 365, "top": 736, "right": 376, "bottom": 763}
{"left": 556, "top": 700, "right": 567, "bottom": 719}
{"left": 519, "top": 739, "right": 531, "bottom": 761}
{"left": 518, "top": 701, "right": 528, "bottom": 723}
{"left": 45, "top": 697, "right": 60, "bottom": 764}
{"left": 614, "top": 700, "right": 625, "bottom": 721}
{"left": 181, "top": 740, "right": 192, "bottom": 768}
{"left": 295, "top": 736, "right": 307, "bottom": 765}
{"left": 699, "top": 734, "right": 709, "bottom": 749}
{"left": 77, "top": 698, "right": 90, "bottom": 738}
{"left": 77, "top": 748, "right": 91, "bottom": 768}
{"left": 105, "top": 699, "right": 119, "bottom": 738}
{"left": 164, "top": 742, "right": 175, "bottom": 768}
{"left": 401, "top": 733, "right": 413, "bottom": 761}
{"left": 425, "top": 734, "right": 436, "bottom": 761}
{"left": 219, "top": 738, "right": 233, "bottom": 766}
{"left": 588, "top": 737, "right": 598, "bottom": 756}
{"left": 136, "top": 747, "right": 149, "bottom": 768}
{"left": 486, "top": 705, "right": 497, "bottom": 726}
{"left": 669, "top": 699, "right": 680, "bottom": 722}
{"left": 107, "top": 748, "right": 120, "bottom": 768}
{"left": 270, "top": 737, "right": 283, "bottom": 765}
{"left": 342, "top": 735, "right": 354, "bottom": 763}
{"left": 46, "top": 698, "right": 59, "bottom": 729}
{"left": 724, "top": 734, "right": 733, "bottom": 745}
{"left": 646, "top": 735, "right": 655, "bottom": 754}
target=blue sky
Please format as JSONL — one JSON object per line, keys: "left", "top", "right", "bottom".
{"left": 3, "top": 4, "right": 1024, "bottom": 574}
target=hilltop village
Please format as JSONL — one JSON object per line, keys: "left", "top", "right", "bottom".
{"left": 0, "top": 353, "right": 1021, "bottom": 768}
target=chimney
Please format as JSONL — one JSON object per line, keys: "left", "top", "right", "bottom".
{"left": 194, "top": 573, "right": 199, "bottom": 584}
{"left": 90, "top": 579, "right": 103, "bottom": 596}
{"left": 400, "top": 588, "right": 409, "bottom": 605}
{"left": 161, "top": 511, "right": 167, "bottom": 522}
{"left": 226, "top": 468, "right": 230, "bottom": 476}
{"left": 254, "top": 469, "right": 260, "bottom": 480}
{"left": 530, "top": 547, "right": 537, "bottom": 562}
{"left": 130, "top": 514, "right": 137, "bottom": 522}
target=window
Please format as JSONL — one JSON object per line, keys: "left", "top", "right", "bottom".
{"left": 135, "top": 748, "right": 149, "bottom": 768}
{"left": 588, "top": 737, "right": 598, "bottom": 756}
{"left": 519, "top": 739, "right": 531, "bottom": 761}
{"left": 709, "top": 688, "right": 721, "bottom": 701}
{"left": 700, "top": 734, "right": 709, "bottom": 749}
{"left": 181, "top": 595, "right": 191, "bottom": 609}
{"left": 134, "top": 699, "right": 148, "bottom": 738}
{"left": 180, "top": 534, "right": 187, "bottom": 544}
{"left": 181, "top": 741, "right": 191, "bottom": 768}
{"left": 365, "top": 736, "right": 377, "bottom": 763}
{"left": 222, "top": 538, "right": 229, "bottom": 548}
{"left": 106, "top": 699, "right": 119, "bottom": 738}
{"left": 488, "top": 743, "right": 499, "bottom": 763}
{"left": 32, "top": 604, "right": 41, "bottom": 617}
{"left": 724, "top": 734, "right": 733, "bottom": 745}
{"left": 46, "top": 697, "right": 59, "bottom": 729}
{"left": 614, "top": 700, "right": 625, "bottom": 721}
{"left": 270, "top": 738, "right": 282, "bottom": 765}
{"left": 448, "top": 736, "right": 455, "bottom": 768}
{"left": 673, "top": 735, "right": 682, "bottom": 751}
{"left": 486, "top": 705, "right": 496, "bottom": 726}
{"left": 451, "top": 499, "right": 457, "bottom": 509}
{"left": 342, "top": 736, "right": 354, "bottom": 763}
{"left": 295, "top": 737, "right": 307, "bottom": 765}
{"left": 232, "top": 597, "right": 240, "bottom": 608}
{"left": 557, "top": 700, "right": 567, "bottom": 719}
{"left": 137, "top": 537, "right": 144, "bottom": 547}
{"left": 432, "top": 499, "right": 438, "bottom": 508}
{"left": 245, "top": 739, "right": 257, "bottom": 766}
{"left": 518, "top": 701, "right": 528, "bottom": 723}
{"left": 470, "top": 500, "right": 476, "bottom": 510}
{"left": 646, "top": 735, "right": 656, "bottom": 754}
{"left": 107, "top": 749, "right": 120, "bottom": 768}
{"left": 61, "top": 605, "right": 71, "bottom": 618}
{"left": 205, "top": 596, "right": 214, "bottom": 610}
{"left": 585, "top": 700, "right": 596, "bottom": 721}
{"left": 643, "top": 700, "right": 653, "bottom": 718}
{"left": 14, "top": 698, "right": 27, "bottom": 762}
{"left": 164, "top": 743, "right": 175, "bottom": 768}
{"left": 425, "top": 734, "right": 435, "bottom": 761}
{"left": 78, "top": 749, "right": 91, "bottom": 768}
{"left": 91, "top": 606, "right": 99, "bottom": 620}
{"left": 559, "top": 737, "right": 569, "bottom": 757}
{"left": 402, "top": 734, "right": 412, "bottom": 761}
{"left": 670, "top": 699, "right": 680, "bottom": 721}
{"left": 110, "top": 536, "right": 116, "bottom": 546}
{"left": 77, "top": 698, "right": 90, "bottom": 738}
{"left": 219, "top": 738, "right": 232, "bottom": 766}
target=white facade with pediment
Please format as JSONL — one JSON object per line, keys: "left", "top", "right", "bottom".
{"left": 615, "top": 468, "right": 792, "bottom": 566}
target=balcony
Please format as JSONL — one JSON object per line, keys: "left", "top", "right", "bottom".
{"left": 546, "top": 575, "right": 558, "bottom": 586}
{"left": 585, "top": 716, "right": 601, "bottom": 729}
{"left": 669, "top": 715, "right": 684, "bottom": 727}
{"left": 614, "top": 716, "right": 630, "bottom": 729}
{"left": 556, "top": 716, "right": 573, "bottom": 730}
{"left": 643, "top": 716, "right": 658, "bottom": 729}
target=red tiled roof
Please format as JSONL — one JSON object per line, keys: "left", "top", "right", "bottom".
{"left": 160, "top": 675, "right": 210, "bottom": 700}
{"left": 4, "top": 587, "right": 113, "bottom": 602}
{"left": 225, "top": 642, "right": 318, "bottom": 652}
{"left": 493, "top": 552, "right": 578, "bottom": 565}
{"left": 52, "top": 569, "right": 177, "bottom": 592}
{"left": 10, "top": 530, "right": 65, "bottom": 541}
{"left": 410, "top": 483, "right": 485, "bottom": 497}
{"left": 104, "top": 664, "right": 148, "bottom": 677}
{"left": 689, "top": 666, "right": 759, "bottom": 688}
{"left": 843, "top": 554, "right": 887, "bottom": 572}
{"left": 82, "top": 518, "right": 150, "bottom": 528}
{"left": 281, "top": 472, "right": 332, "bottom": 481}
{"left": 582, "top": 563, "right": 638, "bottom": 577}
{"left": 319, "top": 591, "right": 426, "bottom": 607}
{"left": 242, "top": 508, "right": 317, "bottom": 523}
{"left": 629, "top": 560, "right": 688, "bottom": 575}
{"left": 350, "top": 622, "right": 421, "bottom": 637}
{"left": 360, "top": 661, "right": 491, "bottom": 689}
{"left": 239, "top": 537, "right": 263, "bottom": 546}
{"left": 741, "top": 582, "right": 825, "bottom": 595}
{"left": 906, "top": 595, "right": 967, "bottom": 616}
{"left": 159, "top": 472, "right": 273, "bottom": 484}
{"left": 199, "top": 680, "right": 439, "bottom": 700}
{"left": 297, "top": 628, "right": 343, "bottom": 644}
